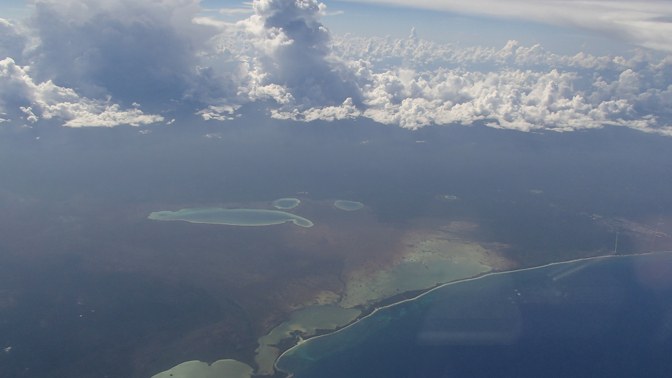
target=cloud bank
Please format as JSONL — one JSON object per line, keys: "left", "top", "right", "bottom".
{"left": 322, "top": 36, "right": 672, "bottom": 134}
{"left": 0, "top": 57, "right": 163, "bottom": 127}
{"left": 0, "top": 0, "right": 671, "bottom": 135}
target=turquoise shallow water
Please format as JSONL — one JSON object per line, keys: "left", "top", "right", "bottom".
{"left": 151, "top": 359, "right": 252, "bottom": 378}
{"left": 334, "top": 200, "right": 363, "bottom": 211}
{"left": 256, "top": 305, "right": 361, "bottom": 375}
{"left": 148, "top": 208, "right": 313, "bottom": 227}
{"left": 276, "top": 252, "right": 672, "bottom": 378}
{"left": 272, "top": 198, "right": 300, "bottom": 209}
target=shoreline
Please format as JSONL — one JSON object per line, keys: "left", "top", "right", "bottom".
{"left": 274, "top": 250, "right": 669, "bottom": 373}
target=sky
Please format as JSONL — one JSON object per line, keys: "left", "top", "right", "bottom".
{"left": 1, "top": 0, "right": 672, "bottom": 135}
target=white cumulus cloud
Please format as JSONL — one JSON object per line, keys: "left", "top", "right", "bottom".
{"left": 361, "top": 67, "right": 670, "bottom": 133}
{"left": 235, "top": 0, "right": 364, "bottom": 107}
{"left": 0, "top": 57, "right": 163, "bottom": 127}
{"left": 0, "top": 0, "right": 671, "bottom": 135}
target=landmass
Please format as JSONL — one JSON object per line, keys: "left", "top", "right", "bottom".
{"left": 254, "top": 305, "right": 361, "bottom": 375}
{"left": 144, "top": 197, "right": 672, "bottom": 378}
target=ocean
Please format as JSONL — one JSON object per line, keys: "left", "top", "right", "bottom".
{"left": 277, "top": 252, "right": 672, "bottom": 378}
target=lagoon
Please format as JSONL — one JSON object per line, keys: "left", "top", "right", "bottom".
{"left": 151, "top": 359, "right": 253, "bottom": 378}
{"left": 149, "top": 208, "right": 313, "bottom": 227}
{"left": 334, "top": 200, "right": 363, "bottom": 211}
{"left": 272, "top": 198, "right": 301, "bottom": 209}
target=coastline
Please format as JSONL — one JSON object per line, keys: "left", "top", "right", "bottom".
{"left": 274, "top": 250, "right": 669, "bottom": 373}
{"left": 142, "top": 201, "right": 672, "bottom": 377}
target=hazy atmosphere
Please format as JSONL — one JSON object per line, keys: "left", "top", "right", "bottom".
{"left": 1, "top": 1, "right": 672, "bottom": 377}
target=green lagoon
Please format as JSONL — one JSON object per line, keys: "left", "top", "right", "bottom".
{"left": 272, "top": 198, "right": 301, "bottom": 209}
{"left": 334, "top": 200, "right": 363, "bottom": 211}
{"left": 151, "top": 359, "right": 253, "bottom": 378}
{"left": 149, "top": 208, "right": 313, "bottom": 227}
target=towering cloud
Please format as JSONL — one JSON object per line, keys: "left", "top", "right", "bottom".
{"left": 0, "top": 0, "right": 238, "bottom": 127}
{"left": 26, "top": 0, "right": 222, "bottom": 104}
{"left": 237, "top": 0, "right": 363, "bottom": 108}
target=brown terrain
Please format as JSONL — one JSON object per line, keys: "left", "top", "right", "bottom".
{"left": 1, "top": 194, "right": 671, "bottom": 377}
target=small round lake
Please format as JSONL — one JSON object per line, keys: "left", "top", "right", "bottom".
{"left": 273, "top": 198, "right": 301, "bottom": 209}
{"left": 334, "top": 200, "right": 364, "bottom": 211}
{"left": 149, "top": 208, "right": 313, "bottom": 227}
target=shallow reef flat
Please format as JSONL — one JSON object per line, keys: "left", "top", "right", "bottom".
{"left": 337, "top": 226, "right": 510, "bottom": 308}
{"left": 334, "top": 200, "right": 364, "bottom": 211}
{"left": 255, "top": 305, "right": 362, "bottom": 375}
{"left": 148, "top": 208, "right": 313, "bottom": 227}
{"left": 273, "top": 198, "right": 301, "bottom": 209}
{"left": 151, "top": 359, "right": 253, "bottom": 378}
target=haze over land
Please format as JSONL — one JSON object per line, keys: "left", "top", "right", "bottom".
{"left": 2, "top": 118, "right": 672, "bottom": 377}
{"left": 1, "top": 1, "right": 672, "bottom": 377}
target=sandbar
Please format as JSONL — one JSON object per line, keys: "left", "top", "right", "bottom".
{"left": 273, "top": 198, "right": 301, "bottom": 209}
{"left": 334, "top": 200, "right": 363, "bottom": 211}
{"left": 148, "top": 208, "right": 313, "bottom": 227}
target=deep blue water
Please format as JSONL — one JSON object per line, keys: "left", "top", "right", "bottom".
{"left": 277, "top": 252, "right": 672, "bottom": 378}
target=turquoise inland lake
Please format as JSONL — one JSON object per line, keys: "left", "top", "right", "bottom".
{"left": 148, "top": 208, "right": 313, "bottom": 227}
{"left": 334, "top": 200, "right": 364, "bottom": 211}
{"left": 272, "top": 198, "right": 301, "bottom": 209}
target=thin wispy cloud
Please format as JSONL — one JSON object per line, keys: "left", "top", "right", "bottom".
{"left": 341, "top": 0, "right": 672, "bottom": 51}
{"left": 217, "top": 6, "right": 255, "bottom": 16}
{"left": 219, "top": 8, "right": 255, "bottom": 15}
